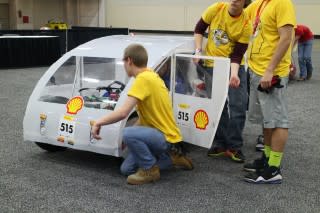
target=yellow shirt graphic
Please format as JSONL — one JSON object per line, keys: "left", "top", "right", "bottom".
{"left": 127, "top": 69, "right": 182, "bottom": 143}
{"left": 202, "top": 2, "right": 252, "bottom": 67}
{"left": 245, "top": 0, "right": 296, "bottom": 77}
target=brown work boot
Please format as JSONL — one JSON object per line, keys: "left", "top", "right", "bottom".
{"left": 127, "top": 165, "right": 160, "bottom": 185}
{"left": 170, "top": 152, "right": 194, "bottom": 170}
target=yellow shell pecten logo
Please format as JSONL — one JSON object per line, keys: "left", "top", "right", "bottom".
{"left": 66, "top": 96, "right": 84, "bottom": 115}
{"left": 194, "top": 109, "right": 209, "bottom": 130}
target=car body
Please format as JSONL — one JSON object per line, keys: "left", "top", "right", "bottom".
{"left": 23, "top": 35, "right": 230, "bottom": 157}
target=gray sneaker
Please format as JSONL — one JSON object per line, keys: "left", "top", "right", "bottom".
{"left": 255, "top": 135, "right": 264, "bottom": 152}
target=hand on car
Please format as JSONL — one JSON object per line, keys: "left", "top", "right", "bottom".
{"left": 91, "top": 123, "right": 102, "bottom": 140}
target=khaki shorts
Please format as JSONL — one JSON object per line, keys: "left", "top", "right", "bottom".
{"left": 248, "top": 68, "right": 289, "bottom": 128}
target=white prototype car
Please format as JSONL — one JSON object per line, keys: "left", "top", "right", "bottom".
{"left": 23, "top": 35, "right": 230, "bottom": 157}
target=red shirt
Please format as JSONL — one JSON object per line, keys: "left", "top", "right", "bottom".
{"left": 295, "top": 25, "right": 313, "bottom": 43}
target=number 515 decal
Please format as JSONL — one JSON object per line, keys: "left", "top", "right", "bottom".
{"left": 178, "top": 111, "right": 189, "bottom": 121}
{"left": 60, "top": 123, "right": 74, "bottom": 133}
{"left": 177, "top": 109, "right": 191, "bottom": 127}
{"left": 58, "top": 115, "right": 76, "bottom": 138}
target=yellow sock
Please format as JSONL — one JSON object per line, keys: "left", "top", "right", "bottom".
{"left": 268, "top": 151, "right": 283, "bottom": 168}
{"left": 264, "top": 145, "right": 271, "bottom": 158}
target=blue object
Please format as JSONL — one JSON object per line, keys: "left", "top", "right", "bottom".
{"left": 120, "top": 126, "right": 173, "bottom": 175}
{"left": 175, "top": 77, "right": 187, "bottom": 94}
{"left": 102, "top": 91, "right": 109, "bottom": 97}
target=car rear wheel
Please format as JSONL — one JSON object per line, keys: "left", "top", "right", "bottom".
{"left": 35, "top": 142, "right": 67, "bottom": 152}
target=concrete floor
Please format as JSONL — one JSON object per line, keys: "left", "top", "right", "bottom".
{"left": 0, "top": 40, "right": 319, "bottom": 213}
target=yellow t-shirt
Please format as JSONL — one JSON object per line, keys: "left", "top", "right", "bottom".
{"left": 202, "top": 2, "right": 252, "bottom": 67}
{"left": 127, "top": 68, "right": 182, "bottom": 143}
{"left": 245, "top": 0, "right": 296, "bottom": 77}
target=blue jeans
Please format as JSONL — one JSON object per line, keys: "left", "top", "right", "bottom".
{"left": 214, "top": 65, "right": 248, "bottom": 150}
{"left": 120, "top": 126, "right": 173, "bottom": 176}
{"left": 298, "top": 39, "right": 313, "bottom": 78}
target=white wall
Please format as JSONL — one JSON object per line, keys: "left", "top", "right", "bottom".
{"left": 9, "top": 0, "right": 104, "bottom": 29}
{"left": 0, "top": 3, "right": 9, "bottom": 29}
{"left": 105, "top": 0, "right": 320, "bottom": 35}
{"left": 295, "top": 5, "right": 319, "bottom": 35}
{"left": 292, "top": 0, "right": 320, "bottom": 34}
{"left": 105, "top": 0, "right": 212, "bottom": 31}
{"left": 6, "top": 0, "right": 320, "bottom": 34}
{"left": 16, "top": 0, "right": 33, "bottom": 29}
{"left": 79, "top": 0, "right": 99, "bottom": 26}
{"left": 33, "top": 0, "right": 65, "bottom": 29}
{"left": 66, "top": 0, "right": 77, "bottom": 27}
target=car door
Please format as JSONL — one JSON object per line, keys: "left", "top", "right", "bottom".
{"left": 172, "top": 54, "right": 230, "bottom": 148}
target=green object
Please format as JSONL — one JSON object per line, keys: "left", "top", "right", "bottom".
{"left": 264, "top": 145, "right": 271, "bottom": 158}
{"left": 268, "top": 151, "right": 283, "bottom": 168}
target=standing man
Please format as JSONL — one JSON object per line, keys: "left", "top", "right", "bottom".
{"left": 243, "top": 0, "right": 296, "bottom": 184}
{"left": 294, "top": 24, "right": 314, "bottom": 81}
{"left": 194, "top": 0, "right": 252, "bottom": 163}
{"left": 91, "top": 44, "right": 193, "bottom": 185}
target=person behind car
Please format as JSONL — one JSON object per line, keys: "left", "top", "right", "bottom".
{"left": 194, "top": 0, "right": 252, "bottom": 163}
{"left": 243, "top": 0, "right": 296, "bottom": 184}
{"left": 91, "top": 44, "right": 193, "bottom": 185}
{"left": 157, "top": 58, "right": 190, "bottom": 94}
{"left": 242, "top": 0, "right": 266, "bottom": 152}
{"left": 293, "top": 24, "right": 314, "bottom": 81}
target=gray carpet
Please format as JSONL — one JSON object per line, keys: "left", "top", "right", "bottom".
{"left": 0, "top": 41, "right": 319, "bottom": 213}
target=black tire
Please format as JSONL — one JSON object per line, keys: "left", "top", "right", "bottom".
{"left": 35, "top": 142, "right": 67, "bottom": 152}
{"left": 116, "top": 157, "right": 124, "bottom": 167}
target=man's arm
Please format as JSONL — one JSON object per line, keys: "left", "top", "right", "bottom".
{"left": 91, "top": 96, "right": 138, "bottom": 139}
{"left": 194, "top": 18, "right": 209, "bottom": 62}
{"left": 194, "top": 18, "right": 209, "bottom": 51}
{"left": 194, "top": 33, "right": 203, "bottom": 53}
{"left": 260, "top": 25, "right": 294, "bottom": 89}
{"left": 230, "top": 62, "right": 241, "bottom": 88}
{"left": 229, "top": 42, "right": 249, "bottom": 88}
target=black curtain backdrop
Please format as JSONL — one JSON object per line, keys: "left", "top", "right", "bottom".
{"left": 0, "top": 27, "right": 128, "bottom": 68}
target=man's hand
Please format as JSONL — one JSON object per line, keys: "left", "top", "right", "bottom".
{"left": 91, "top": 123, "right": 102, "bottom": 140}
{"left": 258, "top": 75, "right": 283, "bottom": 93}
{"left": 89, "top": 96, "right": 138, "bottom": 140}
{"left": 229, "top": 63, "right": 240, "bottom": 88}
{"left": 192, "top": 48, "right": 202, "bottom": 64}
{"left": 260, "top": 71, "right": 273, "bottom": 89}
{"left": 229, "top": 74, "right": 240, "bottom": 88}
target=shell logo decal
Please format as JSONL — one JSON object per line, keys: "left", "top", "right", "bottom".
{"left": 194, "top": 109, "right": 209, "bottom": 130}
{"left": 66, "top": 96, "right": 84, "bottom": 115}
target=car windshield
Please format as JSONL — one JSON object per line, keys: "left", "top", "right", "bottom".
{"left": 38, "top": 56, "right": 128, "bottom": 111}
